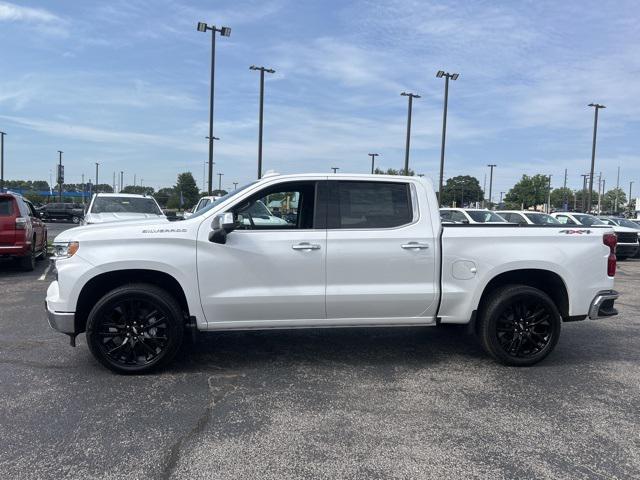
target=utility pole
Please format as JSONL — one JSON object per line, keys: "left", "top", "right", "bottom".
{"left": 436, "top": 70, "right": 459, "bottom": 206}
{"left": 112, "top": 172, "right": 116, "bottom": 193}
{"left": 580, "top": 173, "right": 590, "bottom": 212}
{"left": 597, "top": 172, "right": 602, "bottom": 214}
{"left": 547, "top": 175, "right": 552, "bottom": 213}
{"left": 487, "top": 164, "right": 496, "bottom": 209}
{"left": 482, "top": 173, "right": 487, "bottom": 208}
{"left": 630, "top": 181, "right": 635, "bottom": 215}
{"left": 331, "top": 167, "right": 339, "bottom": 173}
{"left": 615, "top": 166, "right": 620, "bottom": 213}
{"left": 368, "top": 153, "right": 379, "bottom": 174}
{"left": 587, "top": 103, "right": 606, "bottom": 213}
{"left": 400, "top": 92, "right": 420, "bottom": 176}
{"left": 95, "top": 162, "right": 100, "bottom": 193}
{"left": 0, "top": 131, "right": 6, "bottom": 192}
{"left": 134, "top": 173, "right": 137, "bottom": 187}
{"left": 563, "top": 168, "right": 568, "bottom": 210}
{"left": 120, "top": 171, "right": 124, "bottom": 192}
{"left": 233, "top": 182, "right": 238, "bottom": 190}
{"left": 499, "top": 192, "right": 504, "bottom": 205}
{"left": 196, "top": 22, "right": 231, "bottom": 195}
{"left": 57, "top": 150, "right": 63, "bottom": 202}
{"left": 250, "top": 65, "right": 275, "bottom": 179}
{"left": 217, "top": 172, "right": 223, "bottom": 192}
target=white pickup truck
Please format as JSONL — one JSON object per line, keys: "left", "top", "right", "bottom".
{"left": 46, "top": 173, "right": 620, "bottom": 374}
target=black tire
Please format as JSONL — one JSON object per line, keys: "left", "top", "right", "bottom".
{"left": 19, "top": 242, "right": 36, "bottom": 271}
{"left": 36, "top": 233, "right": 47, "bottom": 260}
{"left": 477, "top": 285, "right": 561, "bottom": 366}
{"left": 86, "top": 284, "right": 184, "bottom": 374}
{"left": 71, "top": 216, "right": 80, "bottom": 224}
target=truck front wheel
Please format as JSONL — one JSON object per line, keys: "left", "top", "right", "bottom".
{"left": 478, "top": 285, "right": 561, "bottom": 366}
{"left": 86, "top": 284, "right": 184, "bottom": 374}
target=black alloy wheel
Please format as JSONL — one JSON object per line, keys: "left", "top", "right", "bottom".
{"left": 478, "top": 285, "right": 561, "bottom": 366}
{"left": 86, "top": 284, "right": 184, "bottom": 374}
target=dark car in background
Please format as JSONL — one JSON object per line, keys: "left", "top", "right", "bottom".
{"left": 0, "top": 192, "right": 48, "bottom": 271}
{"left": 40, "top": 202, "right": 84, "bottom": 224}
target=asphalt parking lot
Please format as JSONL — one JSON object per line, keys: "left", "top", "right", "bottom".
{"left": 1, "top": 228, "right": 639, "bottom": 479}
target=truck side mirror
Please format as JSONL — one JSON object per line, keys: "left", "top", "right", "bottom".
{"left": 209, "top": 212, "right": 239, "bottom": 244}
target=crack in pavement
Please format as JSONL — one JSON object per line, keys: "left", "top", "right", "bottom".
{"left": 158, "top": 372, "right": 243, "bottom": 480}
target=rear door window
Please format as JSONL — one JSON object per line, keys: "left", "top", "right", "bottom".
{"left": 0, "top": 197, "right": 13, "bottom": 216}
{"left": 331, "top": 181, "right": 413, "bottom": 229}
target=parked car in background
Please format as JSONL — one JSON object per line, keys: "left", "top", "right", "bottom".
{"left": 0, "top": 192, "right": 47, "bottom": 271}
{"left": 40, "top": 202, "right": 84, "bottom": 224}
{"left": 551, "top": 212, "right": 639, "bottom": 259}
{"left": 598, "top": 216, "right": 640, "bottom": 258}
{"left": 497, "top": 211, "right": 561, "bottom": 225}
{"left": 183, "top": 195, "right": 221, "bottom": 219}
{"left": 47, "top": 173, "right": 619, "bottom": 373}
{"left": 440, "top": 208, "right": 508, "bottom": 224}
{"left": 82, "top": 193, "right": 167, "bottom": 225}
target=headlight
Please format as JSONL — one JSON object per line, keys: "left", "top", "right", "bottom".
{"left": 52, "top": 241, "right": 79, "bottom": 259}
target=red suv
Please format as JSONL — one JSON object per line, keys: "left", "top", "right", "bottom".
{"left": 0, "top": 192, "right": 48, "bottom": 271}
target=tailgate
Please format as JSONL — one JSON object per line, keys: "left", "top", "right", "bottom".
{"left": 0, "top": 197, "right": 16, "bottom": 245}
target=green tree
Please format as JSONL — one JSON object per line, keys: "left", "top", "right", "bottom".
{"left": 173, "top": 172, "right": 199, "bottom": 208}
{"left": 549, "top": 187, "right": 574, "bottom": 209}
{"left": 504, "top": 174, "right": 551, "bottom": 210}
{"left": 601, "top": 188, "right": 627, "bottom": 213}
{"left": 212, "top": 189, "right": 228, "bottom": 197}
{"left": 154, "top": 187, "right": 175, "bottom": 208}
{"left": 440, "top": 175, "right": 483, "bottom": 207}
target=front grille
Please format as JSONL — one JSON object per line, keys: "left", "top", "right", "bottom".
{"left": 617, "top": 232, "right": 639, "bottom": 244}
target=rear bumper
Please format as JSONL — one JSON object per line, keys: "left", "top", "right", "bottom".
{"left": 588, "top": 290, "right": 619, "bottom": 320}
{"left": 0, "top": 245, "right": 29, "bottom": 257}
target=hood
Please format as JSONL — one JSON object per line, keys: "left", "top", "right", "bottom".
{"left": 54, "top": 217, "right": 175, "bottom": 243}
{"left": 84, "top": 212, "right": 167, "bottom": 225}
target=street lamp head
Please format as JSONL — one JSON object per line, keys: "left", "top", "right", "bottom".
{"left": 197, "top": 22, "right": 208, "bottom": 32}
{"left": 401, "top": 92, "right": 420, "bottom": 98}
{"left": 249, "top": 65, "right": 258, "bottom": 70}
{"left": 451, "top": 73, "right": 460, "bottom": 80}
{"left": 436, "top": 70, "right": 445, "bottom": 78}
{"left": 220, "top": 26, "right": 231, "bottom": 37}
{"left": 588, "top": 103, "right": 606, "bottom": 109}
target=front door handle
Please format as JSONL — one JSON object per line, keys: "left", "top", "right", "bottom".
{"left": 401, "top": 242, "right": 429, "bottom": 250}
{"left": 292, "top": 242, "right": 321, "bottom": 251}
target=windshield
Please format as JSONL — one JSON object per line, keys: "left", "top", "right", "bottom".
{"left": 614, "top": 218, "right": 640, "bottom": 229}
{"left": 573, "top": 214, "right": 606, "bottom": 226}
{"left": 187, "top": 182, "right": 258, "bottom": 220}
{"left": 466, "top": 210, "right": 507, "bottom": 223}
{"left": 524, "top": 212, "right": 560, "bottom": 225}
{"left": 92, "top": 196, "right": 162, "bottom": 215}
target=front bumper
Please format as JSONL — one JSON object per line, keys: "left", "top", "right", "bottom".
{"left": 617, "top": 243, "right": 639, "bottom": 257}
{"left": 588, "top": 290, "right": 619, "bottom": 320}
{"left": 46, "top": 304, "right": 75, "bottom": 334}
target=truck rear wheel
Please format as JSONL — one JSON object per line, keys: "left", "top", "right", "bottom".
{"left": 86, "top": 284, "right": 184, "bottom": 374}
{"left": 478, "top": 285, "right": 561, "bottom": 366}
{"left": 19, "top": 243, "right": 36, "bottom": 271}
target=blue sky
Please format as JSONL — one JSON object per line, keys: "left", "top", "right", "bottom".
{"left": 1, "top": 0, "right": 639, "bottom": 199}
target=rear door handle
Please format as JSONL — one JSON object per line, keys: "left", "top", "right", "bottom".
{"left": 292, "top": 242, "right": 321, "bottom": 251}
{"left": 401, "top": 242, "right": 429, "bottom": 250}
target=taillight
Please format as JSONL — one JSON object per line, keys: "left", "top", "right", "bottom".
{"left": 603, "top": 233, "right": 617, "bottom": 277}
{"left": 15, "top": 217, "right": 27, "bottom": 230}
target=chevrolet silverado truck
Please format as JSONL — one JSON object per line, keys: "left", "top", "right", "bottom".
{"left": 46, "top": 174, "right": 620, "bottom": 374}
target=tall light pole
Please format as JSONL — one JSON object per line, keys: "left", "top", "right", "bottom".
{"left": 487, "top": 164, "right": 496, "bottom": 208}
{"left": 233, "top": 182, "right": 238, "bottom": 190}
{"left": 615, "top": 166, "right": 620, "bottom": 213}
{"left": 95, "top": 162, "right": 100, "bottom": 193}
{"left": 368, "top": 153, "right": 379, "bottom": 174}
{"left": 331, "top": 167, "right": 339, "bottom": 173}
{"left": 217, "top": 172, "right": 223, "bottom": 192}
{"left": 436, "top": 71, "right": 459, "bottom": 206}
{"left": 57, "top": 150, "right": 63, "bottom": 202}
{"left": 400, "top": 92, "right": 420, "bottom": 175}
{"left": 204, "top": 136, "right": 219, "bottom": 192}
{"left": 0, "top": 131, "right": 6, "bottom": 192}
{"left": 120, "top": 171, "right": 124, "bottom": 192}
{"left": 250, "top": 65, "right": 275, "bottom": 179}
{"left": 580, "top": 173, "right": 590, "bottom": 212}
{"left": 196, "top": 22, "right": 231, "bottom": 195}
{"left": 587, "top": 103, "right": 606, "bottom": 213}
{"left": 500, "top": 192, "right": 505, "bottom": 204}
{"left": 546, "top": 175, "right": 552, "bottom": 213}
{"left": 630, "top": 181, "right": 635, "bottom": 214}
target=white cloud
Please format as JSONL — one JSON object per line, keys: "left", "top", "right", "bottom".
{"left": 0, "top": 1, "right": 68, "bottom": 35}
